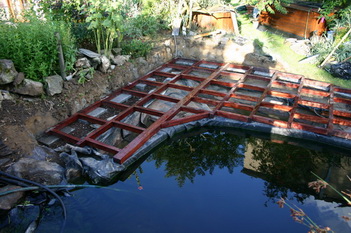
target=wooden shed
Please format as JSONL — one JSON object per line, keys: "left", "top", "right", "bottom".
{"left": 258, "top": 2, "right": 327, "bottom": 38}
{"left": 192, "top": 7, "right": 238, "bottom": 33}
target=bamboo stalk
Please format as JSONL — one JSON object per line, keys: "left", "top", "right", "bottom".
{"left": 320, "top": 27, "right": 351, "bottom": 67}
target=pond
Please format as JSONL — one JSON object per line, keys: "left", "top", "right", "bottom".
{"left": 2, "top": 129, "right": 351, "bottom": 233}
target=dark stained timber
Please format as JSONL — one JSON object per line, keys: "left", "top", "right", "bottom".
{"left": 46, "top": 58, "right": 351, "bottom": 164}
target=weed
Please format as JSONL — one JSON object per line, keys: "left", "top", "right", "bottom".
{"left": 121, "top": 39, "right": 152, "bottom": 58}
{"left": 0, "top": 17, "right": 76, "bottom": 82}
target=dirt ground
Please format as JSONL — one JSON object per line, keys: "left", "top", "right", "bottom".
{"left": 0, "top": 66, "right": 132, "bottom": 169}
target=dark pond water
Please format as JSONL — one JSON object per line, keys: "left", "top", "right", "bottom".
{"left": 2, "top": 129, "right": 351, "bottom": 233}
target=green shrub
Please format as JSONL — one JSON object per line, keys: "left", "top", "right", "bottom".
{"left": 0, "top": 18, "right": 76, "bottom": 82}
{"left": 124, "top": 14, "right": 168, "bottom": 39}
{"left": 121, "top": 39, "right": 152, "bottom": 58}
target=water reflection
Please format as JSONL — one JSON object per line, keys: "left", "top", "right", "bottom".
{"left": 148, "top": 129, "right": 351, "bottom": 205}
{"left": 150, "top": 129, "right": 245, "bottom": 187}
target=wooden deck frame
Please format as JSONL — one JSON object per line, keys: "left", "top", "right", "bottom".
{"left": 47, "top": 58, "right": 351, "bottom": 164}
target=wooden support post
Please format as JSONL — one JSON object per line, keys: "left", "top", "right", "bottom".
{"left": 230, "top": 11, "right": 240, "bottom": 35}
{"left": 55, "top": 32, "right": 66, "bottom": 80}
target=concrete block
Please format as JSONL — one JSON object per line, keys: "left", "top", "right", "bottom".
{"left": 111, "top": 93, "right": 131, "bottom": 103}
{"left": 87, "top": 107, "right": 107, "bottom": 118}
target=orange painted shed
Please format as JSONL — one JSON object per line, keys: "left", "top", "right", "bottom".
{"left": 258, "top": 3, "right": 327, "bottom": 38}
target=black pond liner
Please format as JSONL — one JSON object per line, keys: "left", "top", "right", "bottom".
{"left": 120, "top": 116, "right": 351, "bottom": 169}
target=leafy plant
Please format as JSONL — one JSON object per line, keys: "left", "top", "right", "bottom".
{"left": 241, "top": 0, "right": 293, "bottom": 14}
{"left": 121, "top": 39, "right": 152, "bottom": 58}
{"left": 124, "top": 14, "right": 167, "bottom": 39}
{"left": 83, "top": 0, "right": 126, "bottom": 57}
{"left": 0, "top": 17, "right": 76, "bottom": 82}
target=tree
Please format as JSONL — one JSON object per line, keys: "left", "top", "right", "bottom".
{"left": 241, "top": 0, "right": 293, "bottom": 14}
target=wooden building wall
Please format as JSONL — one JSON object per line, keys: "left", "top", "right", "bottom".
{"left": 192, "top": 11, "right": 235, "bottom": 32}
{"left": 259, "top": 4, "right": 326, "bottom": 38}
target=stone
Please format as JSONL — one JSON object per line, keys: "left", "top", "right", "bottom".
{"left": 112, "top": 48, "right": 122, "bottom": 55}
{"left": 87, "top": 107, "right": 107, "bottom": 118}
{"left": 111, "top": 55, "right": 130, "bottom": 66}
{"left": 99, "top": 55, "right": 110, "bottom": 73}
{"left": 0, "top": 90, "right": 13, "bottom": 101}
{"left": 90, "top": 57, "right": 101, "bottom": 69}
{"left": 75, "top": 57, "right": 91, "bottom": 69}
{"left": 289, "top": 40, "right": 311, "bottom": 56}
{"left": 6, "top": 158, "right": 64, "bottom": 185}
{"left": 164, "top": 39, "right": 172, "bottom": 47}
{"left": 37, "top": 135, "right": 60, "bottom": 146}
{"left": 11, "top": 79, "right": 44, "bottom": 96}
{"left": 0, "top": 185, "right": 24, "bottom": 210}
{"left": 78, "top": 48, "right": 100, "bottom": 58}
{"left": 44, "top": 75, "right": 63, "bottom": 96}
{"left": 13, "top": 72, "right": 24, "bottom": 86}
{"left": 136, "top": 57, "right": 148, "bottom": 66}
{"left": 111, "top": 93, "right": 131, "bottom": 103}
{"left": 0, "top": 59, "right": 18, "bottom": 85}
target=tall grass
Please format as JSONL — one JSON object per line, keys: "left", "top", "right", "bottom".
{"left": 0, "top": 18, "right": 76, "bottom": 82}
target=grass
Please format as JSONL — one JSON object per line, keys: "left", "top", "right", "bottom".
{"left": 237, "top": 14, "right": 351, "bottom": 89}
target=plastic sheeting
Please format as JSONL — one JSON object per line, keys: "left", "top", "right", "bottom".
{"left": 57, "top": 117, "right": 351, "bottom": 184}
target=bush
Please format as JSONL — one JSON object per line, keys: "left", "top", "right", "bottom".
{"left": 124, "top": 14, "right": 168, "bottom": 39}
{"left": 0, "top": 18, "right": 76, "bottom": 82}
{"left": 121, "top": 39, "right": 152, "bottom": 58}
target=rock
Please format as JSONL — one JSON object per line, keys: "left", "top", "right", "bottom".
{"left": 6, "top": 158, "right": 64, "bottom": 185}
{"left": 44, "top": 75, "right": 63, "bottom": 96}
{"left": 111, "top": 55, "right": 130, "bottom": 66}
{"left": 0, "top": 59, "right": 18, "bottom": 85}
{"left": 91, "top": 57, "right": 101, "bottom": 69}
{"left": 0, "top": 90, "right": 13, "bottom": 101}
{"left": 112, "top": 48, "right": 122, "bottom": 55}
{"left": 164, "top": 39, "right": 172, "bottom": 47}
{"left": 99, "top": 55, "right": 110, "bottom": 73}
{"left": 136, "top": 57, "right": 148, "bottom": 66}
{"left": 11, "top": 79, "right": 44, "bottom": 96}
{"left": 0, "top": 185, "right": 24, "bottom": 210}
{"left": 75, "top": 57, "right": 91, "bottom": 69}
{"left": 289, "top": 40, "right": 311, "bottom": 56}
{"left": 13, "top": 72, "right": 24, "bottom": 86}
{"left": 78, "top": 48, "right": 100, "bottom": 58}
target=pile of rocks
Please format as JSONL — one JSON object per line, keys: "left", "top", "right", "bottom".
{"left": 71, "top": 48, "right": 130, "bottom": 81}
{"left": 0, "top": 59, "right": 64, "bottom": 104}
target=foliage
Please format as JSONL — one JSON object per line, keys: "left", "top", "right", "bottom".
{"left": 83, "top": 0, "right": 126, "bottom": 57}
{"left": 0, "top": 17, "right": 76, "bottom": 82}
{"left": 68, "top": 22, "right": 93, "bottom": 48}
{"left": 123, "top": 14, "right": 167, "bottom": 39}
{"left": 318, "top": 0, "right": 348, "bottom": 22}
{"left": 140, "top": 0, "right": 177, "bottom": 25}
{"left": 121, "top": 39, "right": 152, "bottom": 58}
{"left": 241, "top": 0, "right": 293, "bottom": 14}
{"left": 150, "top": 130, "right": 245, "bottom": 187}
